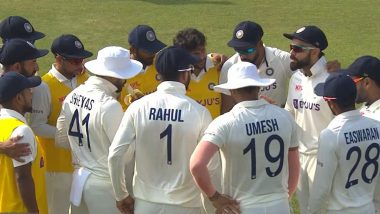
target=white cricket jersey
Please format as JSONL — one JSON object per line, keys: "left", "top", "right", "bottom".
{"left": 219, "top": 46, "right": 293, "bottom": 107}
{"left": 309, "top": 110, "right": 380, "bottom": 213}
{"left": 109, "top": 81, "right": 212, "bottom": 206}
{"left": 361, "top": 99, "right": 380, "bottom": 213}
{"left": 201, "top": 100, "right": 298, "bottom": 208}
{"left": 58, "top": 76, "right": 124, "bottom": 178}
{"left": 285, "top": 57, "right": 334, "bottom": 154}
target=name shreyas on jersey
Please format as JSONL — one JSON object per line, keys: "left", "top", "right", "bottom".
{"left": 149, "top": 108, "right": 184, "bottom": 122}
{"left": 245, "top": 119, "right": 279, "bottom": 136}
{"left": 69, "top": 93, "right": 94, "bottom": 111}
{"left": 344, "top": 127, "right": 380, "bottom": 144}
{"left": 292, "top": 99, "right": 320, "bottom": 111}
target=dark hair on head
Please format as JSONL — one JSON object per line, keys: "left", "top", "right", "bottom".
{"left": 173, "top": 28, "right": 206, "bottom": 51}
{"left": 159, "top": 71, "right": 181, "bottom": 82}
{"left": 234, "top": 86, "right": 260, "bottom": 94}
{"left": 335, "top": 96, "right": 356, "bottom": 109}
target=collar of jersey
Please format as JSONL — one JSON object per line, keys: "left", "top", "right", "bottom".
{"left": 367, "top": 99, "right": 380, "bottom": 113}
{"left": 86, "top": 76, "right": 118, "bottom": 96}
{"left": 309, "top": 56, "right": 327, "bottom": 77}
{"left": 50, "top": 64, "right": 77, "bottom": 83}
{"left": 333, "top": 109, "right": 361, "bottom": 121}
{"left": 0, "top": 108, "right": 27, "bottom": 123}
{"left": 156, "top": 81, "right": 186, "bottom": 94}
{"left": 232, "top": 99, "right": 269, "bottom": 110}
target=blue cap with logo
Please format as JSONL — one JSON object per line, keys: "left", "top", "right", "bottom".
{"left": 283, "top": 25, "right": 328, "bottom": 50}
{"left": 227, "top": 21, "right": 264, "bottom": 48}
{"left": 0, "top": 38, "right": 48, "bottom": 66}
{"left": 155, "top": 46, "right": 199, "bottom": 74}
{"left": 0, "top": 71, "right": 41, "bottom": 102}
{"left": 314, "top": 72, "right": 356, "bottom": 100}
{"left": 128, "top": 25, "right": 166, "bottom": 54}
{"left": 345, "top": 55, "right": 380, "bottom": 84}
{"left": 51, "top": 34, "right": 93, "bottom": 59}
{"left": 0, "top": 16, "right": 45, "bottom": 43}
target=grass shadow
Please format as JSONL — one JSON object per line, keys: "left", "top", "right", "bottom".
{"left": 133, "top": 0, "right": 234, "bottom": 5}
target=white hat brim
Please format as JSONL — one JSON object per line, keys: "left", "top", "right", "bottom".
{"left": 213, "top": 78, "right": 276, "bottom": 95}
{"left": 84, "top": 59, "right": 143, "bottom": 79}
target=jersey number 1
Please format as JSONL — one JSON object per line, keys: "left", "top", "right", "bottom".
{"left": 68, "top": 109, "right": 91, "bottom": 151}
{"left": 160, "top": 124, "right": 172, "bottom": 165}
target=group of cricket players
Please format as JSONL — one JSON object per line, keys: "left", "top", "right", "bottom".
{"left": 0, "top": 15, "right": 379, "bottom": 214}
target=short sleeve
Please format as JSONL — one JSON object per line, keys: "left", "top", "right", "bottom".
{"left": 11, "top": 125, "right": 37, "bottom": 167}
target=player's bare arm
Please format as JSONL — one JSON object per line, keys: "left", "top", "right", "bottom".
{"left": 14, "top": 163, "right": 39, "bottom": 213}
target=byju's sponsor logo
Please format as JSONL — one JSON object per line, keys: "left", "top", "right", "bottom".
{"left": 293, "top": 99, "right": 320, "bottom": 111}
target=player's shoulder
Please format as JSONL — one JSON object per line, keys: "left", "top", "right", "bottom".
{"left": 265, "top": 46, "right": 290, "bottom": 57}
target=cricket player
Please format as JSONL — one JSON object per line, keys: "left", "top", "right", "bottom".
{"left": 108, "top": 46, "right": 212, "bottom": 214}
{"left": 309, "top": 72, "right": 380, "bottom": 213}
{"left": 173, "top": 27, "right": 227, "bottom": 119}
{"left": 344, "top": 56, "right": 380, "bottom": 213}
{"left": 0, "top": 72, "right": 47, "bottom": 214}
{"left": 0, "top": 15, "right": 45, "bottom": 74}
{"left": 283, "top": 25, "right": 334, "bottom": 214}
{"left": 30, "top": 34, "right": 93, "bottom": 214}
{"left": 56, "top": 46, "right": 142, "bottom": 214}
{"left": 190, "top": 62, "right": 300, "bottom": 214}
{"left": 220, "top": 21, "right": 294, "bottom": 112}
{"left": 119, "top": 24, "right": 166, "bottom": 110}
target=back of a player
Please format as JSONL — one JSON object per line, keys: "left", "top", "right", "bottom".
{"left": 221, "top": 103, "right": 297, "bottom": 212}
{"left": 331, "top": 117, "right": 379, "bottom": 212}
{"left": 130, "top": 90, "right": 211, "bottom": 207}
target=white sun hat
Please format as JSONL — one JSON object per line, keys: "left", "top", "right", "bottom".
{"left": 213, "top": 61, "right": 275, "bottom": 95}
{"left": 85, "top": 46, "right": 143, "bottom": 79}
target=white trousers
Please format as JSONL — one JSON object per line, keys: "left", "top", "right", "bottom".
{"left": 241, "top": 199, "right": 290, "bottom": 214}
{"left": 297, "top": 153, "right": 317, "bottom": 214}
{"left": 134, "top": 198, "right": 201, "bottom": 214}
{"left": 325, "top": 202, "right": 375, "bottom": 214}
{"left": 71, "top": 174, "right": 120, "bottom": 214}
{"left": 46, "top": 172, "right": 72, "bottom": 214}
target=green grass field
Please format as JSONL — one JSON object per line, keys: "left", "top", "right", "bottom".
{"left": 2, "top": 1, "right": 380, "bottom": 213}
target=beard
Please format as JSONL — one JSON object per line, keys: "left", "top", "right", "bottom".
{"left": 20, "top": 67, "right": 36, "bottom": 77}
{"left": 290, "top": 53, "right": 311, "bottom": 71}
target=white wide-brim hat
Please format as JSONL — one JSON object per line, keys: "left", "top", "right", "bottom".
{"left": 85, "top": 46, "right": 143, "bottom": 79}
{"left": 213, "top": 61, "right": 275, "bottom": 95}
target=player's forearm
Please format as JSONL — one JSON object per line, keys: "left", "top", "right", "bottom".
{"left": 288, "top": 149, "right": 300, "bottom": 198}
{"left": 15, "top": 171, "right": 38, "bottom": 212}
{"left": 190, "top": 158, "right": 216, "bottom": 197}
{"left": 108, "top": 144, "right": 130, "bottom": 201}
{"left": 31, "top": 123, "right": 56, "bottom": 139}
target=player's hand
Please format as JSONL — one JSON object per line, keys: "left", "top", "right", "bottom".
{"left": 259, "top": 95, "right": 276, "bottom": 105}
{"left": 211, "top": 53, "right": 228, "bottom": 71}
{"left": 2, "top": 135, "right": 30, "bottom": 162}
{"left": 326, "top": 60, "right": 341, "bottom": 73}
{"left": 116, "top": 195, "right": 134, "bottom": 214}
{"left": 210, "top": 191, "right": 240, "bottom": 214}
{"left": 124, "top": 89, "right": 144, "bottom": 105}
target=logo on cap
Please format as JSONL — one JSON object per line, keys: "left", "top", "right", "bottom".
{"left": 24, "top": 23, "right": 32, "bottom": 33}
{"left": 146, "top": 31, "right": 156, "bottom": 42}
{"left": 74, "top": 41, "right": 83, "bottom": 49}
{"left": 236, "top": 30, "right": 244, "bottom": 39}
{"left": 26, "top": 41, "right": 35, "bottom": 48}
{"left": 296, "top": 27, "right": 305, "bottom": 33}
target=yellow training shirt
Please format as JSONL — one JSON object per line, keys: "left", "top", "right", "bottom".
{"left": 0, "top": 118, "right": 47, "bottom": 213}
{"left": 36, "top": 72, "right": 88, "bottom": 172}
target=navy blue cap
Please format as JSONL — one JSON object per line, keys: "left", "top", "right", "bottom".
{"left": 0, "top": 16, "right": 45, "bottom": 42}
{"left": 345, "top": 55, "right": 380, "bottom": 83}
{"left": 51, "top": 34, "right": 93, "bottom": 59}
{"left": 0, "top": 39, "right": 48, "bottom": 66}
{"left": 284, "top": 25, "right": 328, "bottom": 50}
{"left": 128, "top": 25, "right": 166, "bottom": 54}
{"left": 0, "top": 71, "right": 41, "bottom": 102}
{"left": 227, "top": 21, "right": 264, "bottom": 48}
{"left": 314, "top": 72, "right": 356, "bottom": 100}
{"left": 155, "top": 46, "right": 200, "bottom": 74}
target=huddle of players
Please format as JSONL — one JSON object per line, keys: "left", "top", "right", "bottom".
{"left": 0, "top": 15, "right": 379, "bottom": 214}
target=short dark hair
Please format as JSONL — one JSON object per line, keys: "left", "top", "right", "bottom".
{"left": 335, "top": 97, "right": 355, "bottom": 109}
{"left": 173, "top": 28, "right": 206, "bottom": 51}
{"left": 159, "top": 71, "right": 181, "bottom": 82}
{"left": 234, "top": 86, "right": 260, "bottom": 94}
